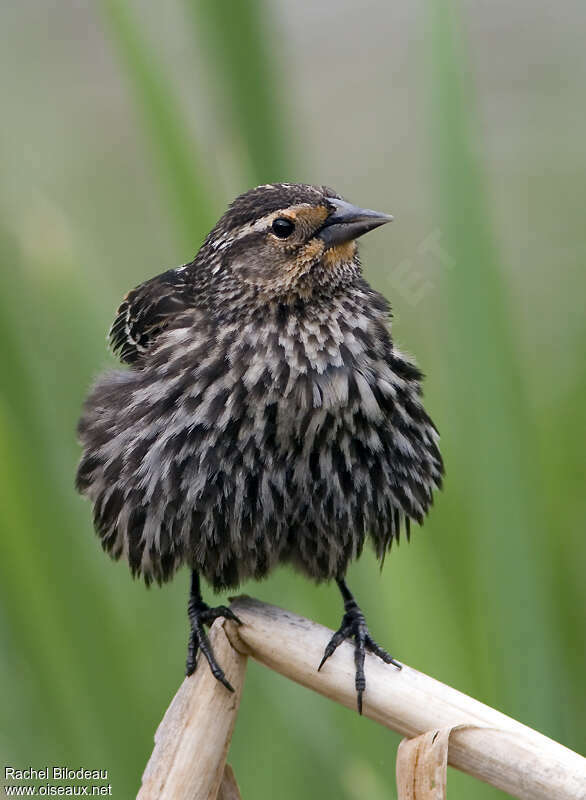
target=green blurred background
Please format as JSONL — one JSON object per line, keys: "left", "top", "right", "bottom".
{"left": 1, "top": 0, "right": 584, "bottom": 797}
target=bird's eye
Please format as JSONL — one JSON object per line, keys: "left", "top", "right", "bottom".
{"left": 272, "top": 217, "right": 295, "bottom": 238}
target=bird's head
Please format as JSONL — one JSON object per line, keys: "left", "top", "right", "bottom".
{"left": 203, "top": 183, "right": 392, "bottom": 301}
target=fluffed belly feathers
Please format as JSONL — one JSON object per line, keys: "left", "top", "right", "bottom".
{"left": 76, "top": 313, "right": 442, "bottom": 590}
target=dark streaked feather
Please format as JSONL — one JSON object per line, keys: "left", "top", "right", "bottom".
{"left": 109, "top": 267, "right": 193, "bottom": 364}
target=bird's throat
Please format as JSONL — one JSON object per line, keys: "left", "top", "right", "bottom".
{"left": 322, "top": 240, "right": 358, "bottom": 270}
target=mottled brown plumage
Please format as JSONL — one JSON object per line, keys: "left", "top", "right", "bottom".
{"left": 76, "top": 183, "right": 443, "bottom": 710}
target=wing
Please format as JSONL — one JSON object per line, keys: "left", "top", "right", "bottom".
{"left": 109, "top": 267, "right": 193, "bottom": 364}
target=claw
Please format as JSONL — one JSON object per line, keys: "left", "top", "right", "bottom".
{"left": 185, "top": 629, "right": 198, "bottom": 676}
{"left": 318, "top": 624, "right": 351, "bottom": 671}
{"left": 209, "top": 663, "right": 235, "bottom": 693}
{"left": 212, "top": 605, "right": 242, "bottom": 626}
{"left": 364, "top": 634, "right": 402, "bottom": 668}
{"left": 185, "top": 599, "right": 238, "bottom": 691}
{"left": 318, "top": 580, "right": 401, "bottom": 714}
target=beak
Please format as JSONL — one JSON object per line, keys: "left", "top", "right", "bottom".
{"left": 318, "top": 198, "right": 393, "bottom": 248}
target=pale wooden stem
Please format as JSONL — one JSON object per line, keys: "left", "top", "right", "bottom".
{"left": 225, "top": 595, "right": 586, "bottom": 800}
{"left": 137, "top": 623, "right": 247, "bottom": 800}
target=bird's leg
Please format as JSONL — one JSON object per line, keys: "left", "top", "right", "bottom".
{"left": 318, "top": 577, "right": 402, "bottom": 714}
{"left": 185, "top": 570, "right": 241, "bottom": 692}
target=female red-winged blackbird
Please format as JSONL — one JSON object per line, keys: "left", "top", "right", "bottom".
{"left": 76, "top": 183, "right": 443, "bottom": 712}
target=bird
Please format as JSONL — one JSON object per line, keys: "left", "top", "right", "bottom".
{"left": 76, "top": 182, "right": 443, "bottom": 713}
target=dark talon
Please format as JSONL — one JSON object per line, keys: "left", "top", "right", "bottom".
{"left": 364, "top": 634, "right": 402, "bottom": 668}
{"left": 185, "top": 570, "right": 237, "bottom": 691}
{"left": 186, "top": 629, "right": 198, "bottom": 676}
{"left": 209, "top": 664, "right": 235, "bottom": 693}
{"left": 318, "top": 625, "right": 350, "bottom": 671}
{"left": 319, "top": 578, "right": 400, "bottom": 714}
{"left": 210, "top": 605, "right": 242, "bottom": 626}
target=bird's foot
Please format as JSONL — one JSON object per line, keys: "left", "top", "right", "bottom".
{"left": 318, "top": 601, "right": 401, "bottom": 714}
{"left": 185, "top": 602, "right": 241, "bottom": 691}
